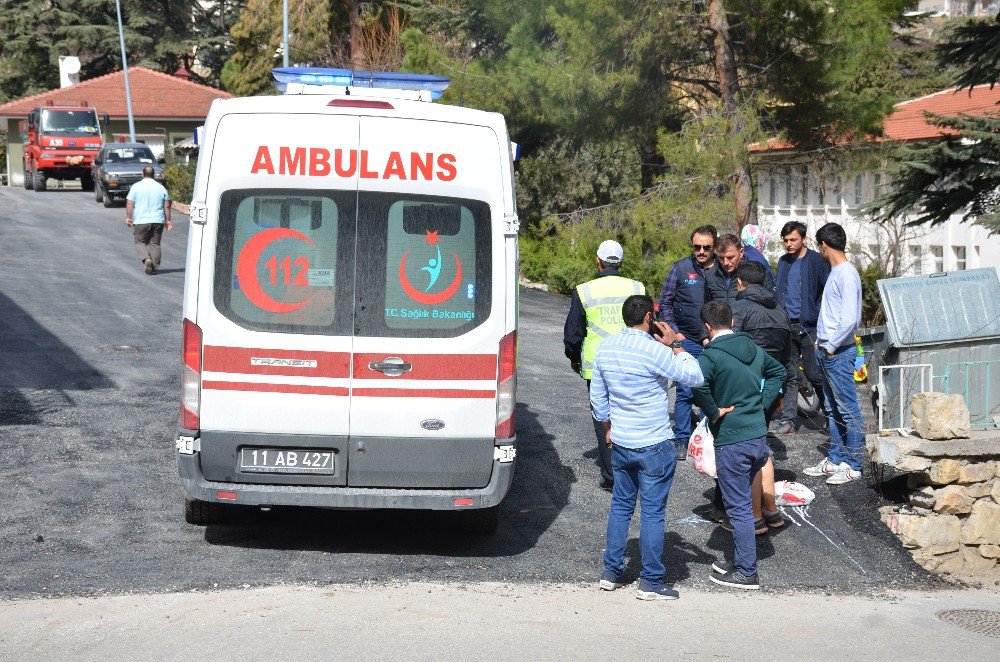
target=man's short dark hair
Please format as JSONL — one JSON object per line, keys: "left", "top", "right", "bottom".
{"left": 142, "top": 166, "right": 155, "bottom": 178}
{"left": 700, "top": 300, "right": 732, "bottom": 330}
{"left": 816, "top": 222, "right": 847, "bottom": 252}
{"left": 690, "top": 225, "right": 718, "bottom": 243}
{"left": 597, "top": 258, "right": 620, "bottom": 270}
{"left": 622, "top": 294, "right": 654, "bottom": 327}
{"left": 736, "top": 261, "right": 766, "bottom": 286}
{"left": 717, "top": 233, "right": 741, "bottom": 251}
{"left": 781, "top": 221, "right": 807, "bottom": 239}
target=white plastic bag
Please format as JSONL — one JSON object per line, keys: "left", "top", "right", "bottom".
{"left": 686, "top": 416, "right": 716, "bottom": 478}
{"left": 774, "top": 480, "right": 815, "bottom": 507}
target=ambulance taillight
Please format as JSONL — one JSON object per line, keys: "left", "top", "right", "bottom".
{"left": 181, "top": 318, "right": 203, "bottom": 430}
{"left": 495, "top": 331, "right": 517, "bottom": 438}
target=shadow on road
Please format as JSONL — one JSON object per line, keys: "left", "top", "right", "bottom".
{"left": 0, "top": 292, "right": 114, "bottom": 425}
{"left": 202, "top": 402, "right": 575, "bottom": 559}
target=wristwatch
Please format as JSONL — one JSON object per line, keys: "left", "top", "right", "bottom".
{"left": 670, "top": 340, "right": 684, "bottom": 349}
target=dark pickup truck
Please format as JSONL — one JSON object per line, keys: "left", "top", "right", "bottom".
{"left": 91, "top": 143, "right": 165, "bottom": 208}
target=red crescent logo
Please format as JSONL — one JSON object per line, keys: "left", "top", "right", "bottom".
{"left": 399, "top": 250, "right": 463, "bottom": 305}
{"left": 236, "top": 228, "right": 316, "bottom": 313}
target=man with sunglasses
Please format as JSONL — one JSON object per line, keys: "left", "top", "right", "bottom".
{"left": 657, "top": 225, "right": 717, "bottom": 457}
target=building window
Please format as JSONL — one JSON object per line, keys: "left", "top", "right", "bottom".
{"left": 768, "top": 171, "right": 776, "bottom": 206}
{"left": 853, "top": 175, "right": 863, "bottom": 206}
{"left": 954, "top": 246, "right": 967, "bottom": 271}
{"left": 800, "top": 165, "right": 809, "bottom": 207}
{"left": 910, "top": 245, "right": 923, "bottom": 275}
{"left": 931, "top": 245, "right": 944, "bottom": 273}
{"left": 784, "top": 167, "right": 793, "bottom": 206}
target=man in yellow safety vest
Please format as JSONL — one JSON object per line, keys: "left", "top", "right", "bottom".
{"left": 564, "top": 240, "right": 645, "bottom": 489}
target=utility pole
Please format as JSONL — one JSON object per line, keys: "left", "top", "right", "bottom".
{"left": 282, "top": 0, "right": 289, "bottom": 67}
{"left": 115, "top": 0, "right": 136, "bottom": 142}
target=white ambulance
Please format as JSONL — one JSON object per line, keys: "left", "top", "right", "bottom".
{"left": 176, "top": 68, "right": 518, "bottom": 533}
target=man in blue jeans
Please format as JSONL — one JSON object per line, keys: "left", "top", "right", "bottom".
{"left": 803, "top": 223, "right": 865, "bottom": 484}
{"left": 693, "top": 301, "right": 785, "bottom": 590}
{"left": 591, "top": 295, "right": 704, "bottom": 600}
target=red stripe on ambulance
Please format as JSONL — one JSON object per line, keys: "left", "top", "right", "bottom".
{"left": 353, "top": 388, "right": 496, "bottom": 399}
{"left": 203, "top": 346, "right": 350, "bottom": 378}
{"left": 203, "top": 381, "right": 350, "bottom": 397}
{"left": 353, "top": 353, "right": 497, "bottom": 381}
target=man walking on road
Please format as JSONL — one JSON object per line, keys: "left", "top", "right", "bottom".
{"left": 693, "top": 301, "right": 785, "bottom": 590}
{"left": 803, "top": 223, "right": 865, "bottom": 485}
{"left": 658, "top": 225, "right": 717, "bottom": 457}
{"left": 774, "top": 221, "right": 830, "bottom": 434}
{"left": 591, "top": 294, "right": 704, "bottom": 600}
{"left": 126, "top": 166, "right": 172, "bottom": 275}
{"left": 564, "top": 240, "right": 644, "bottom": 489}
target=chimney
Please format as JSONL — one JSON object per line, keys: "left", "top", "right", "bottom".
{"left": 59, "top": 56, "right": 81, "bottom": 88}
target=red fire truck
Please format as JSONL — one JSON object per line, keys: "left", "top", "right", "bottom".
{"left": 21, "top": 102, "right": 105, "bottom": 191}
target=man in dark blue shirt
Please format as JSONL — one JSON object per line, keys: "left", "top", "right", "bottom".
{"left": 774, "top": 221, "right": 830, "bottom": 434}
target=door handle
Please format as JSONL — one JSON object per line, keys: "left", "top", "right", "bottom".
{"left": 368, "top": 357, "right": 412, "bottom": 376}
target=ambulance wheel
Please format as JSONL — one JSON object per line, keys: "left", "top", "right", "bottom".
{"left": 458, "top": 504, "right": 500, "bottom": 534}
{"left": 184, "top": 498, "right": 226, "bottom": 525}
{"left": 81, "top": 174, "right": 94, "bottom": 192}
{"left": 32, "top": 170, "right": 46, "bottom": 192}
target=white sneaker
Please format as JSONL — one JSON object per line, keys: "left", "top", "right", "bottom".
{"left": 826, "top": 463, "right": 861, "bottom": 485}
{"left": 802, "top": 457, "right": 838, "bottom": 477}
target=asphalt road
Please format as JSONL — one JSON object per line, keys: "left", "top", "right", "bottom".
{"left": 0, "top": 185, "right": 940, "bottom": 599}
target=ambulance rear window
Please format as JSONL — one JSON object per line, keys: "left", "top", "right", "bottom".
{"left": 214, "top": 190, "right": 355, "bottom": 334}
{"left": 355, "top": 193, "right": 491, "bottom": 338}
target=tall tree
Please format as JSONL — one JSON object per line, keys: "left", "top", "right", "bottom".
{"left": 870, "top": 14, "right": 1000, "bottom": 233}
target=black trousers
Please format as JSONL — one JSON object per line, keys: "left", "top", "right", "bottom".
{"left": 586, "top": 380, "right": 614, "bottom": 483}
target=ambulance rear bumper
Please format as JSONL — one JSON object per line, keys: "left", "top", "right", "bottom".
{"left": 177, "top": 437, "right": 516, "bottom": 511}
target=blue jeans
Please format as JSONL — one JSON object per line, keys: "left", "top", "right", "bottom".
{"left": 603, "top": 440, "right": 676, "bottom": 586}
{"left": 716, "top": 437, "right": 770, "bottom": 577}
{"left": 818, "top": 345, "right": 865, "bottom": 471}
{"left": 672, "top": 338, "right": 704, "bottom": 445}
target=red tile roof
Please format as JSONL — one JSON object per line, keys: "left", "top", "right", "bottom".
{"left": 0, "top": 66, "right": 232, "bottom": 120}
{"left": 751, "top": 84, "right": 1000, "bottom": 153}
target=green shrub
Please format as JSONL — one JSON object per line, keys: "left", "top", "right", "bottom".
{"left": 164, "top": 160, "right": 197, "bottom": 205}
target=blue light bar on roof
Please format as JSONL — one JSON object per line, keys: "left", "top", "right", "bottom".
{"left": 272, "top": 67, "right": 451, "bottom": 99}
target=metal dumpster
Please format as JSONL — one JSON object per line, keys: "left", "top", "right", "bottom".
{"left": 858, "top": 268, "right": 1000, "bottom": 431}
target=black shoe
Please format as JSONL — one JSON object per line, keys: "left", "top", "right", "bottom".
{"left": 635, "top": 579, "right": 680, "bottom": 600}
{"left": 599, "top": 478, "right": 614, "bottom": 492}
{"left": 709, "top": 569, "right": 760, "bottom": 590}
{"left": 720, "top": 517, "right": 768, "bottom": 535}
{"left": 711, "top": 561, "right": 733, "bottom": 575}
{"left": 674, "top": 442, "right": 688, "bottom": 461}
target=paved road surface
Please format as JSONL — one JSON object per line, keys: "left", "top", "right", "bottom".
{"left": 0, "top": 185, "right": 951, "bottom": 599}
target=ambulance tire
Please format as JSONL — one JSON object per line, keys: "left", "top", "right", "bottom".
{"left": 32, "top": 170, "right": 46, "bottom": 192}
{"left": 184, "top": 498, "right": 226, "bottom": 525}
{"left": 458, "top": 504, "right": 500, "bottom": 534}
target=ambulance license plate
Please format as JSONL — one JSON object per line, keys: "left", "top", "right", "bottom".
{"left": 240, "top": 448, "right": 336, "bottom": 474}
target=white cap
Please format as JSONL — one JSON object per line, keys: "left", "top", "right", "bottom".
{"left": 596, "top": 240, "right": 623, "bottom": 264}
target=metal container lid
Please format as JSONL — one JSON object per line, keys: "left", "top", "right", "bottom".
{"left": 877, "top": 268, "right": 1000, "bottom": 347}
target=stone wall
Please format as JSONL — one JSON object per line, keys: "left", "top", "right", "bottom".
{"left": 868, "top": 431, "right": 1000, "bottom": 577}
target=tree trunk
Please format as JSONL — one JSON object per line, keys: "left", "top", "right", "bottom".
{"left": 708, "top": 0, "right": 757, "bottom": 229}
{"left": 341, "top": 0, "right": 366, "bottom": 69}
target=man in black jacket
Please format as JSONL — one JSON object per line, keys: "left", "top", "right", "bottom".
{"left": 774, "top": 221, "right": 830, "bottom": 434}
{"left": 732, "top": 262, "right": 791, "bottom": 369}
{"left": 705, "top": 234, "right": 775, "bottom": 305}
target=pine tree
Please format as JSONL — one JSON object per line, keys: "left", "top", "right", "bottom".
{"left": 871, "top": 14, "right": 1000, "bottom": 233}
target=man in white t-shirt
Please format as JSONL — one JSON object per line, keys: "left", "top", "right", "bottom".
{"left": 125, "top": 166, "right": 172, "bottom": 275}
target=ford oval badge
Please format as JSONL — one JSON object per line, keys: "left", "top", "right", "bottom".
{"left": 421, "top": 419, "right": 445, "bottom": 431}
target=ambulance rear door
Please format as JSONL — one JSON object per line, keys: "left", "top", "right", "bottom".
{"left": 195, "top": 112, "right": 360, "bottom": 487}
{"left": 348, "top": 116, "right": 506, "bottom": 489}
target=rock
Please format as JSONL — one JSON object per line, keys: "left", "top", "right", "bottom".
{"left": 912, "top": 550, "right": 960, "bottom": 572}
{"left": 910, "top": 486, "right": 936, "bottom": 510}
{"left": 989, "top": 460, "right": 999, "bottom": 478}
{"left": 934, "top": 485, "right": 975, "bottom": 515}
{"left": 937, "top": 551, "right": 967, "bottom": 574}
{"left": 897, "top": 456, "right": 933, "bottom": 473}
{"left": 980, "top": 544, "right": 1000, "bottom": 559}
{"left": 962, "top": 545, "right": 998, "bottom": 573}
{"left": 895, "top": 513, "right": 962, "bottom": 554}
{"left": 965, "top": 480, "right": 994, "bottom": 499}
{"left": 911, "top": 392, "right": 971, "bottom": 440}
{"left": 959, "top": 462, "right": 992, "bottom": 485}
{"left": 993, "top": 479, "right": 1000, "bottom": 505}
{"left": 927, "top": 459, "right": 963, "bottom": 486}
{"left": 961, "top": 501, "right": 1000, "bottom": 546}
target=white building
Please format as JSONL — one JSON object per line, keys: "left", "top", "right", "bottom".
{"left": 910, "top": 0, "right": 1000, "bottom": 17}
{"left": 753, "top": 85, "right": 1000, "bottom": 276}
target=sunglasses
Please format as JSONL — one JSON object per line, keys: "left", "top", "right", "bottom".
{"left": 691, "top": 244, "right": 714, "bottom": 252}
